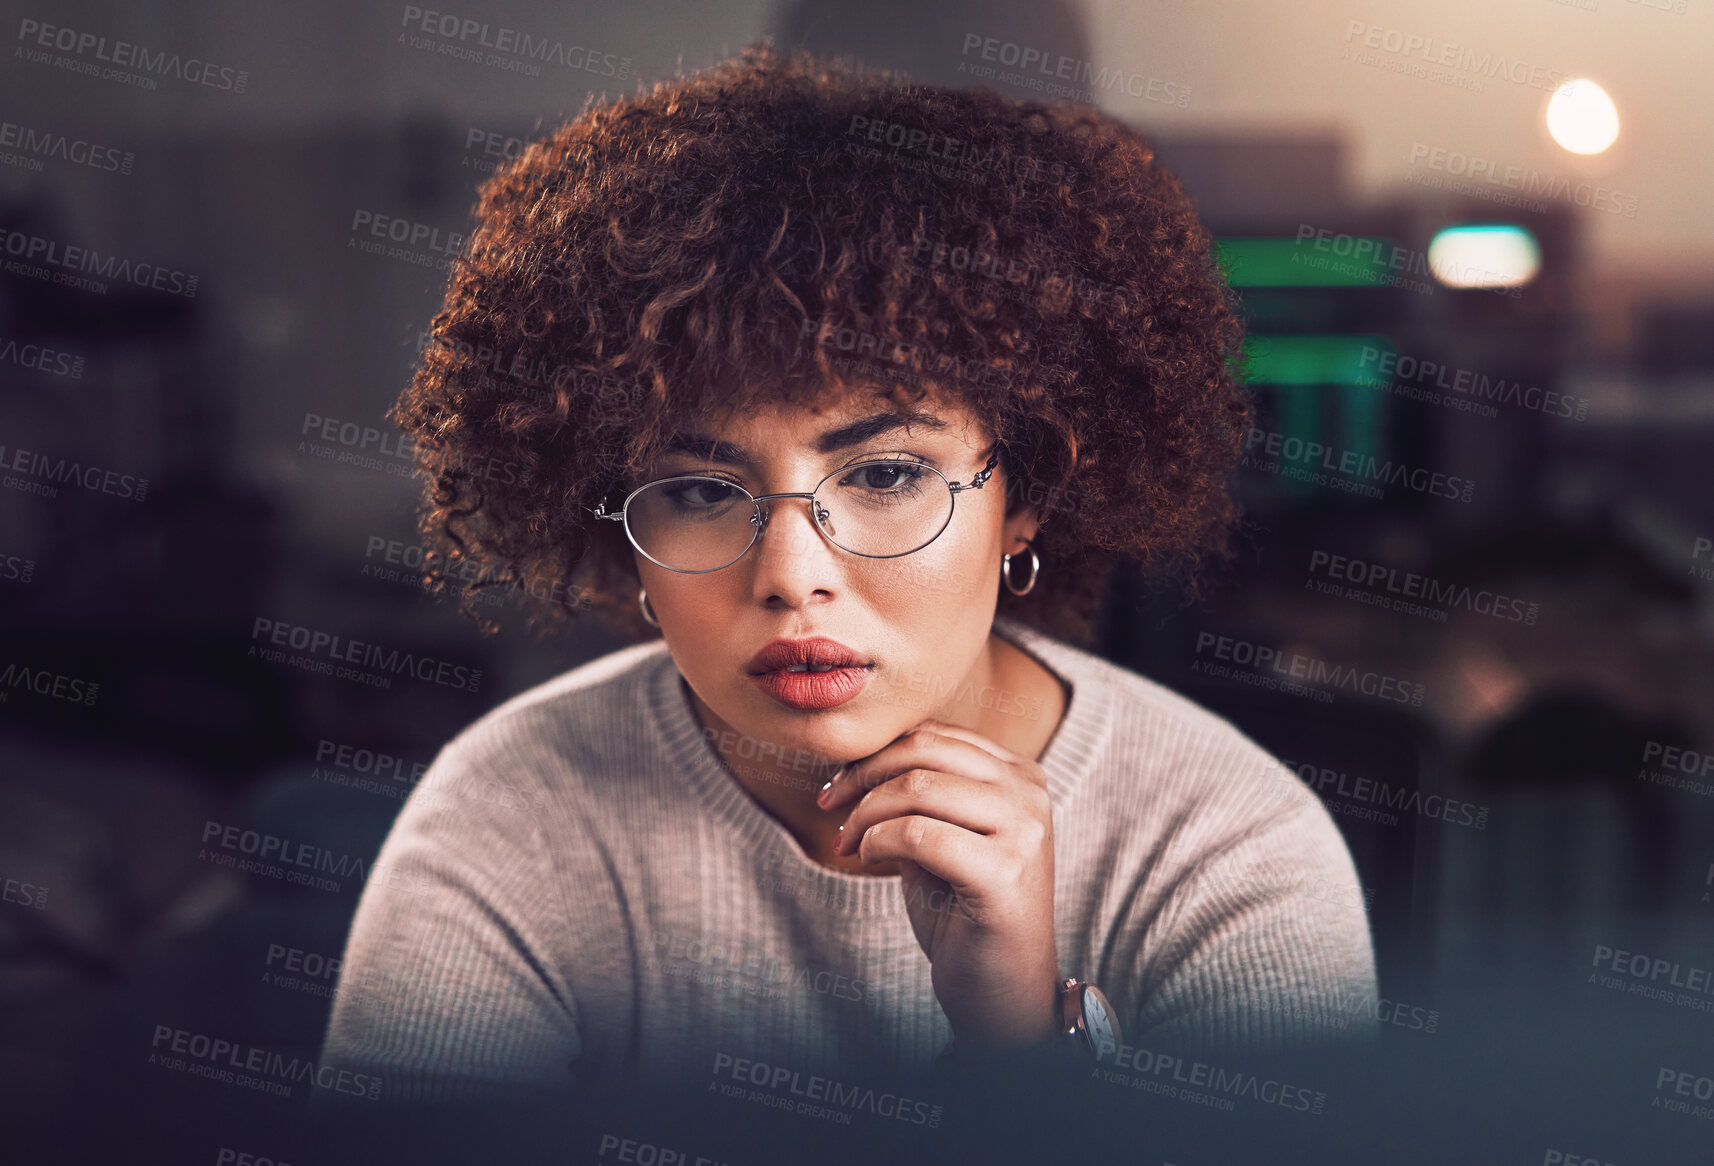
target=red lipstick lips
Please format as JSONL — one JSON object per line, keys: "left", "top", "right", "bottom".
{"left": 746, "top": 637, "right": 872, "bottom": 711}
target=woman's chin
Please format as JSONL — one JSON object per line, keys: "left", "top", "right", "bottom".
{"left": 738, "top": 699, "right": 890, "bottom": 758}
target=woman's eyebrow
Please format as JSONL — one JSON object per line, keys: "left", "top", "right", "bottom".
{"left": 660, "top": 410, "right": 949, "bottom": 465}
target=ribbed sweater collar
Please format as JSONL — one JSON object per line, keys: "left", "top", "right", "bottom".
{"left": 644, "top": 614, "right": 1116, "bottom": 918}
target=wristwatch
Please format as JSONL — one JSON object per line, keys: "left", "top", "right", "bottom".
{"left": 936, "top": 977, "right": 1121, "bottom": 1067}
{"left": 1057, "top": 977, "right": 1121, "bottom": 1062}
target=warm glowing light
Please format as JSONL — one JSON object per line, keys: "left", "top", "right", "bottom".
{"left": 1428, "top": 225, "right": 1540, "bottom": 289}
{"left": 1546, "top": 79, "right": 1619, "bottom": 155}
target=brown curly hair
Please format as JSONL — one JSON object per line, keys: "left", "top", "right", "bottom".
{"left": 394, "top": 40, "right": 1252, "bottom": 651}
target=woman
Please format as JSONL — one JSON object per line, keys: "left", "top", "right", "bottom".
{"left": 316, "top": 42, "right": 1378, "bottom": 1113}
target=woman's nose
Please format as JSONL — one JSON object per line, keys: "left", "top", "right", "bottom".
{"left": 754, "top": 495, "right": 835, "bottom": 559}
{"left": 756, "top": 495, "right": 837, "bottom": 544}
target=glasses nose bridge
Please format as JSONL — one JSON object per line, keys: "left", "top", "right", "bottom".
{"left": 747, "top": 488, "right": 831, "bottom": 552}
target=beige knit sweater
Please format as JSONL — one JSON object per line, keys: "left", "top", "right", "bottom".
{"left": 316, "top": 614, "right": 1379, "bottom": 1106}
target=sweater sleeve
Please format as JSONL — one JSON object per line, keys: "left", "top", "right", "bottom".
{"left": 1126, "top": 789, "right": 1382, "bottom": 1054}
{"left": 315, "top": 736, "right": 582, "bottom": 1108}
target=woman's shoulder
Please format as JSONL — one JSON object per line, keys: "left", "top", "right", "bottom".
{"left": 430, "top": 637, "right": 676, "bottom": 781}
{"left": 997, "top": 618, "right": 1326, "bottom": 838}
{"left": 1002, "top": 617, "right": 1288, "bottom": 772}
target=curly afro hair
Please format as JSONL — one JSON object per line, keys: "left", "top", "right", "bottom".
{"left": 395, "top": 40, "right": 1252, "bottom": 651}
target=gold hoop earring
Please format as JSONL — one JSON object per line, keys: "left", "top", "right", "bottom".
{"left": 1000, "top": 540, "right": 1039, "bottom": 596}
{"left": 638, "top": 588, "right": 661, "bottom": 628}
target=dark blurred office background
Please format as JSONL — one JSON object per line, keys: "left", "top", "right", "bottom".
{"left": 3, "top": 0, "right": 1712, "bottom": 1163}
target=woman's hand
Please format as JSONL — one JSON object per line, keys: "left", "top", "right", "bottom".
{"left": 817, "top": 718, "right": 1061, "bottom": 1056}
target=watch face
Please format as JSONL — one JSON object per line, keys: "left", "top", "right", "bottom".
{"left": 1082, "top": 988, "right": 1117, "bottom": 1058}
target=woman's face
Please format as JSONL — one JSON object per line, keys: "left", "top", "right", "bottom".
{"left": 631, "top": 389, "right": 1041, "bottom": 770}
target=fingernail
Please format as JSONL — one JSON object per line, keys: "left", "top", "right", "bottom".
{"left": 817, "top": 765, "right": 846, "bottom": 807}
{"left": 834, "top": 824, "right": 846, "bottom": 853}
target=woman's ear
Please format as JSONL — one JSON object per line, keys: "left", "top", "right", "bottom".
{"left": 1003, "top": 504, "right": 1042, "bottom": 555}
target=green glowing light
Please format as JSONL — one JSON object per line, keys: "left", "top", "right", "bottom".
{"left": 1214, "top": 238, "right": 1395, "bottom": 287}
{"left": 1238, "top": 335, "right": 1395, "bottom": 386}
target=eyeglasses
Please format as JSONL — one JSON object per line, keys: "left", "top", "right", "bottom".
{"left": 589, "top": 448, "right": 1000, "bottom": 573}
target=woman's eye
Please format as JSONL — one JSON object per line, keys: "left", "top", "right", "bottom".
{"left": 847, "top": 462, "right": 927, "bottom": 491}
{"left": 666, "top": 480, "right": 743, "bottom": 506}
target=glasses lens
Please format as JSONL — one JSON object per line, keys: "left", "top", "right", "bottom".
{"left": 816, "top": 461, "right": 954, "bottom": 557}
{"left": 625, "top": 463, "right": 956, "bottom": 570}
{"left": 626, "top": 477, "right": 758, "bottom": 571}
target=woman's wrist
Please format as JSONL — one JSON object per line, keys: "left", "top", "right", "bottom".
{"left": 939, "top": 976, "right": 1066, "bottom": 1063}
